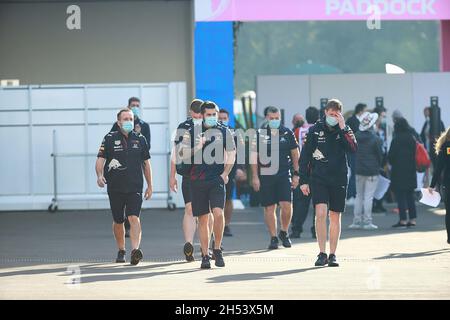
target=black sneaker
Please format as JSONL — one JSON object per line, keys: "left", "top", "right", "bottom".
{"left": 210, "top": 239, "right": 224, "bottom": 251}
{"left": 406, "top": 222, "right": 416, "bottom": 228}
{"left": 311, "top": 226, "right": 317, "bottom": 239}
{"left": 289, "top": 230, "right": 301, "bottom": 238}
{"left": 223, "top": 225, "right": 233, "bottom": 237}
{"left": 314, "top": 252, "right": 329, "bottom": 266}
{"left": 116, "top": 249, "right": 126, "bottom": 263}
{"left": 278, "top": 230, "right": 292, "bottom": 248}
{"left": 392, "top": 222, "right": 407, "bottom": 228}
{"left": 213, "top": 249, "right": 225, "bottom": 267}
{"left": 201, "top": 248, "right": 213, "bottom": 259}
{"left": 200, "top": 254, "right": 211, "bottom": 269}
{"left": 268, "top": 236, "right": 279, "bottom": 250}
{"left": 130, "top": 248, "right": 143, "bottom": 265}
{"left": 183, "top": 242, "right": 194, "bottom": 262}
{"left": 328, "top": 254, "right": 339, "bottom": 267}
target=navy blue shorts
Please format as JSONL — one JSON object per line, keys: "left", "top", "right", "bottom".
{"left": 310, "top": 181, "right": 346, "bottom": 213}
{"left": 259, "top": 175, "right": 292, "bottom": 207}
{"left": 108, "top": 192, "right": 143, "bottom": 224}
{"left": 181, "top": 176, "right": 192, "bottom": 204}
{"left": 191, "top": 177, "right": 225, "bottom": 217}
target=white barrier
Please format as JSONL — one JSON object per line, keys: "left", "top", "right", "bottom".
{"left": 0, "top": 83, "right": 187, "bottom": 211}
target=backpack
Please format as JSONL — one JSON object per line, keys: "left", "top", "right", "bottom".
{"left": 415, "top": 142, "right": 431, "bottom": 172}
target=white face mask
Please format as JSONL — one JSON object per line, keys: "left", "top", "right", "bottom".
{"left": 193, "top": 118, "right": 203, "bottom": 126}
{"left": 326, "top": 115, "right": 338, "bottom": 127}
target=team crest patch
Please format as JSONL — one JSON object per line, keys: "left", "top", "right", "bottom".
{"left": 312, "top": 148, "right": 325, "bottom": 161}
{"left": 115, "top": 140, "right": 121, "bottom": 146}
{"left": 108, "top": 159, "right": 122, "bottom": 172}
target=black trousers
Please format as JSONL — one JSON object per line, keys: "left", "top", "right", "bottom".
{"left": 394, "top": 189, "right": 417, "bottom": 221}
{"left": 291, "top": 185, "right": 314, "bottom": 233}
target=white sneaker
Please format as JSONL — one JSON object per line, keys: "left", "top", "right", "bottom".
{"left": 363, "top": 223, "right": 378, "bottom": 230}
{"left": 346, "top": 197, "right": 355, "bottom": 205}
{"left": 348, "top": 223, "right": 361, "bottom": 229}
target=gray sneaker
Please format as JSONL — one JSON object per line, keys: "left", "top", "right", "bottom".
{"left": 363, "top": 223, "right": 378, "bottom": 230}
{"left": 116, "top": 249, "right": 126, "bottom": 263}
{"left": 348, "top": 223, "right": 361, "bottom": 229}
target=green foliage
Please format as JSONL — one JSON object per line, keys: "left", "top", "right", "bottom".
{"left": 234, "top": 21, "right": 439, "bottom": 96}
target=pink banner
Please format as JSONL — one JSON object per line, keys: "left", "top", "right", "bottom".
{"left": 195, "top": 0, "right": 450, "bottom": 22}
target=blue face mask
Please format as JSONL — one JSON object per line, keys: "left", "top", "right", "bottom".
{"left": 193, "top": 118, "right": 203, "bottom": 126}
{"left": 221, "top": 120, "right": 229, "bottom": 127}
{"left": 131, "top": 107, "right": 141, "bottom": 118}
{"left": 122, "top": 120, "right": 134, "bottom": 133}
{"left": 326, "top": 116, "right": 338, "bottom": 127}
{"left": 268, "top": 119, "right": 281, "bottom": 129}
{"left": 204, "top": 116, "right": 218, "bottom": 127}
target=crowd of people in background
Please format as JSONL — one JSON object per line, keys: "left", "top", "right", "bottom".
{"left": 95, "top": 96, "right": 449, "bottom": 269}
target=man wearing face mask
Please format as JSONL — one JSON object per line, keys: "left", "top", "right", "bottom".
{"left": 179, "top": 101, "right": 236, "bottom": 269}
{"left": 218, "top": 108, "right": 246, "bottom": 237}
{"left": 170, "top": 99, "right": 214, "bottom": 262}
{"left": 299, "top": 99, "right": 357, "bottom": 267}
{"left": 290, "top": 107, "right": 319, "bottom": 239}
{"left": 251, "top": 106, "right": 300, "bottom": 250}
{"left": 111, "top": 97, "right": 151, "bottom": 150}
{"left": 96, "top": 108, "right": 153, "bottom": 265}
{"left": 111, "top": 97, "right": 151, "bottom": 237}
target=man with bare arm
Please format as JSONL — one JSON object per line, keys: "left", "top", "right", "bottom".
{"left": 251, "top": 106, "right": 300, "bottom": 250}
{"left": 170, "top": 99, "right": 214, "bottom": 261}
{"left": 299, "top": 99, "right": 357, "bottom": 267}
{"left": 179, "top": 101, "right": 236, "bottom": 269}
{"left": 96, "top": 108, "right": 153, "bottom": 265}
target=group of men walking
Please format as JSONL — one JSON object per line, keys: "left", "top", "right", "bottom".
{"left": 95, "top": 97, "right": 357, "bottom": 269}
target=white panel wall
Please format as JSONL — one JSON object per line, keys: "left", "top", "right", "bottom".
{"left": 0, "top": 83, "right": 186, "bottom": 211}
{"left": 257, "top": 72, "right": 449, "bottom": 137}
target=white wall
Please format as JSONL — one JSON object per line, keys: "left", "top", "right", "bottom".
{"left": 257, "top": 73, "right": 449, "bottom": 135}
{"left": 0, "top": 82, "right": 187, "bottom": 211}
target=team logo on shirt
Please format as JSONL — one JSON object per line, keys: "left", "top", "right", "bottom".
{"left": 312, "top": 148, "right": 326, "bottom": 161}
{"left": 114, "top": 140, "right": 121, "bottom": 146}
{"left": 108, "top": 159, "right": 123, "bottom": 172}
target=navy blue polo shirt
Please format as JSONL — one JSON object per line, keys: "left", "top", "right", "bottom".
{"left": 97, "top": 131, "right": 150, "bottom": 193}
{"left": 188, "top": 122, "right": 236, "bottom": 181}
{"left": 256, "top": 125, "right": 299, "bottom": 177}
